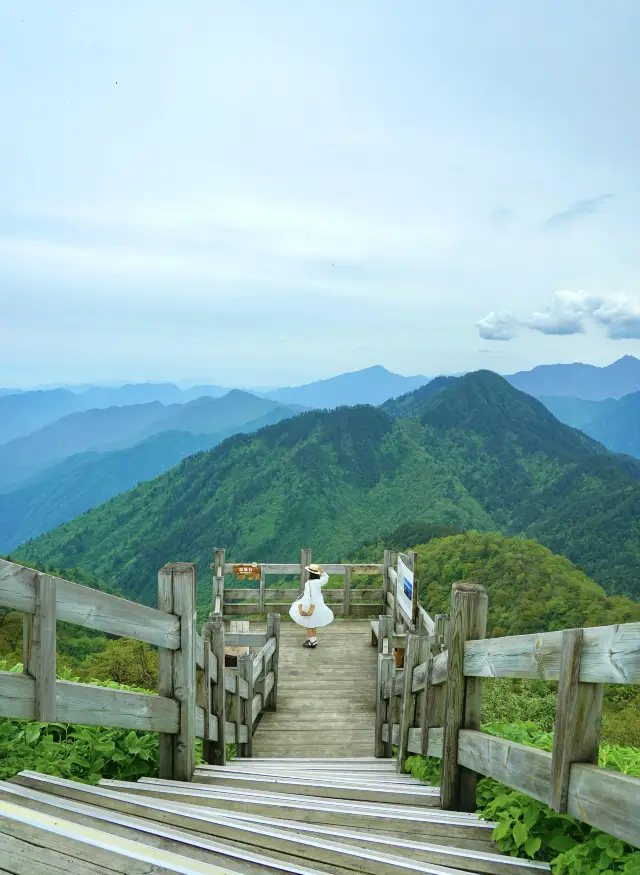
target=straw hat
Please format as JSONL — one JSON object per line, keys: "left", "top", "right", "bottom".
{"left": 305, "top": 563, "right": 324, "bottom": 573}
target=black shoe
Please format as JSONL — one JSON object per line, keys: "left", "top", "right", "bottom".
{"left": 303, "top": 639, "right": 317, "bottom": 648}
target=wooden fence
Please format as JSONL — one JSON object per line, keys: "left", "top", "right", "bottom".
{"left": 374, "top": 580, "right": 640, "bottom": 849}
{"left": 213, "top": 547, "right": 386, "bottom": 618}
{"left": 0, "top": 558, "right": 280, "bottom": 782}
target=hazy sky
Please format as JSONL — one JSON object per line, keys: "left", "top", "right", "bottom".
{"left": 2, "top": 1, "right": 640, "bottom": 387}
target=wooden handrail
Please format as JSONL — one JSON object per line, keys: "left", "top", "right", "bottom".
{"left": 0, "top": 557, "right": 281, "bottom": 779}
{"left": 375, "top": 580, "right": 640, "bottom": 850}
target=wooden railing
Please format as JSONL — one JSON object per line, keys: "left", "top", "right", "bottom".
{"left": 0, "top": 558, "right": 280, "bottom": 781}
{"left": 374, "top": 581, "right": 640, "bottom": 849}
{"left": 213, "top": 547, "right": 386, "bottom": 618}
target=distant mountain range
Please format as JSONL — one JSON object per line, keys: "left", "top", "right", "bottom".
{"left": 14, "top": 370, "right": 640, "bottom": 605}
{"left": 538, "top": 390, "right": 640, "bottom": 459}
{"left": 506, "top": 355, "right": 640, "bottom": 400}
{"left": 0, "top": 391, "right": 299, "bottom": 493}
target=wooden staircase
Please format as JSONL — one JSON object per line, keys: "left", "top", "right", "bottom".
{"left": 0, "top": 761, "right": 551, "bottom": 875}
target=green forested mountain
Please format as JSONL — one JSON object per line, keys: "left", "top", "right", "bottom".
{"left": 356, "top": 527, "right": 640, "bottom": 635}
{"left": 13, "top": 370, "right": 640, "bottom": 604}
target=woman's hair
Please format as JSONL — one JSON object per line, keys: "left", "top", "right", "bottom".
{"left": 308, "top": 570, "right": 321, "bottom": 580}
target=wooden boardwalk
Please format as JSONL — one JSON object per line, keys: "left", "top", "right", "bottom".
{"left": 252, "top": 619, "right": 377, "bottom": 758}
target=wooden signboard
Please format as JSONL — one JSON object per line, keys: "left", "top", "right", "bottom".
{"left": 232, "top": 563, "right": 261, "bottom": 581}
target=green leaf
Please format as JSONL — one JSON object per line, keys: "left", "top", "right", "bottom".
{"left": 524, "top": 836, "right": 541, "bottom": 858}
{"left": 523, "top": 805, "right": 539, "bottom": 829}
{"left": 549, "top": 836, "right": 579, "bottom": 852}
{"left": 493, "top": 819, "right": 511, "bottom": 841}
{"left": 513, "top": 821, "right": 528, "bottom": 847}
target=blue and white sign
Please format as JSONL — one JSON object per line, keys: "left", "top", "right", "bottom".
{"left": 397, "top": 555, "right": 413, "bottom": 621}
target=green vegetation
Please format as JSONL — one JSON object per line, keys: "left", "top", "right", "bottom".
{"left": 14, "top": 370, "right": 640, "bottom": 605}
{"left": 405, "top": 721, "right": 640, "bottom": 874}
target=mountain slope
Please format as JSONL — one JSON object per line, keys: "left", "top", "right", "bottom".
{"left": 14, "top": 406, "right": 493, "bottom": 604}
{"left": 15, "top": 371, "right": 640, "bottom": 604}
{"left": 506, "top": 355, "right": 640, "bottom": 400}
{"left": 583, "top": 390, "right": 640, "bottom": 458}
{"left": 0, "top": 392, "right": 297, "bottom": 492}
{"left": 266, "top": 365, "right": 430, "bottom": 408}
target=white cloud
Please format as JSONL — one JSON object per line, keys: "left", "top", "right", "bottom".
{"left": 476, "top": 311, "right": 518, "bottom": 341}
{"left": 521, "top": 290, "right": 603, "bottom": 335}
{"left": 593, "top": 295, "right": 640, "bottom": 339}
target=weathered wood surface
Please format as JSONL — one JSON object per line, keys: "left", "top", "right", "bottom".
{"left": 396, "top": 634, "right": 420, "bottom": 773}
{"left": 0, "top": 671, "right": 180, "bottom": 733}
{"left": 252, "top": 620, "right": 377, "bottom": 757}
{"left": 27, "top": 573, "right": 57, "bottom": 722}
{"left": 550, "top": 629, "right": 603, "bottom": 813}
{"left": 202, "top": 617, "right": 225, "bottom": 765}
{"left": 223, "top": 602, "right": 383, "bottom": 618}
{"left": 375, "top": 654, "right": 395, "bottom": 757}
{"left": 223, "top": 586, "right": 384, "bottom": 602}
{"left": 0, "top": 797, "right": 237, "bottom": 875}
{"left": 568, "top": 764, "right": 640, "bottom": 849}
{"left": 0, "top": 559, "right": 180, "bottom": 650}
{"left": 441, "top": 582, "right": 488, "bottom": 811}
{"left": 464, "top": 622, "right": 640, "bottom": 684}
{"left": 457, "top": 730, "right": 553, "bottom": 805}
{"left": 382, "top": 725, "right": 443, "bottom": 758}
{"left": 165, "top": 563, "right": 197, "bottom": 782}
{"left": 418, "top": 605, "right": 435, "bottom": 635}
{"left": 223, "top": 563, "right": 384, "bottom": 575}
{"left": 224, "top": 631, "right": 267, "bottom": 646}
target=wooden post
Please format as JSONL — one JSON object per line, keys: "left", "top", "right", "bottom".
{"left": 238, "top": 653, "right": 253, "bottom": 757}
{"left": 203, "top": 616, "right": 226, "bottom": 765}
{"left": 170, "top": 563, "right": 197, "bottom": 781}
{"left": 259, "top": 565, "right": 266, "bottom": 615}
{"left": 383, "top": 654, "right": 396, "bottom": 758}
{"left": 300, "top": 548, "right": 312, "bottom": 595}
{"left": 397, "top": 633, "right": 420, "bottom": 773}
{"left": 418, "top": 635, "right": 434, "bottom": 756}
{"left": 409, "top": 550, "right": 419, "bottom": 629}
{"left": 343, "top": 567, "right": 351, "bottom": 618}
{"left": 377, "top": 613, "right": 393, "bottom": 655}
{"left": 23, "top": 573, "right": 57, "bottom": 722}
{"left": 199, "top": 641, "right": 214, "bottom": 764}
{"left": 157, "top": 566, "right": 175, "bottom": 779}
{"left": 268, "top": 613, "right": 280, "bottom": 711}
{"left": 550, "top": 629, "right": 604, "bottom": 813}
{"left": 383, "top": 549, "right": 392, "bottom": 605}
{"left": 441, "top": 582, "right": 488, "bottom": 812}
{"left": 375, "top": 654, "right": 395, "bottom": 758}
{"left": 434, "top": 614, "right": 449, "bottom": 652}
{"left": 213, "top": 548, "right": 225, "bottom": 616}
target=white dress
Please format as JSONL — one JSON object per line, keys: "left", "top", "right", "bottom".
{"left": 289, "top": 573, "right": 334, "bottom": 628}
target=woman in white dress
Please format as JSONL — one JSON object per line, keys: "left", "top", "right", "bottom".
{"left": 289, "top": 563, "right": 334, "bottom": 648}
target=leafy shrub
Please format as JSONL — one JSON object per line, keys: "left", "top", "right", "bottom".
{"left": 405, "top": 721, "right": 640, "bottom": 874}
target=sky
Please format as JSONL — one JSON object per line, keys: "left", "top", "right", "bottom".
{"left": 1, "top": 1, "right": 640, "bottom": 388}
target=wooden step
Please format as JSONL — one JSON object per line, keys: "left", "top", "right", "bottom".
{"left": 189, "top": 771, "right": 440, "bottom": 805}
{"left": 4, "top": 773, "right": 543, "bottom": 875}
{"left": 0, "top": 796, "right": 245, "bottom": 874}
{"left": 0, "top": 780, "right": 336, "bottom": 875}
{"left": 196, "top": 765, "right": 419, "bottom": 784}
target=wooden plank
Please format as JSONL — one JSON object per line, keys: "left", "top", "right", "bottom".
{"left": 223, "top": 589, "right": 260, "bottom": 602}
{"left": 0, "top": 798, "right": 235, "bottom": 875}
{"left": 568, "top": 764, "right": 640, "bottom": 849}
{"left": 259, "top": 565, "right": 266, "bottom": 614}
{"left": 418, "top": 605, "right": 435, "bottom": 635}
{"left": 269, "top": 613, "right": 280, "bottom": 711}
{"left": 0, "top": 559, "right": 180, "bottom": 650}
{"left": 213, "top": 547, "right": 225, "bottom": 615}
{"left": 226, "top": 587, "right": 385, "bottom": 602}
{"left": 434, "top": 615, "right": 449, "bottom": 652}
{"left": 458, "top": 730, "right": 552, "bottom": 804}
{"left": 252, "top": 637, "right": 276, "bottom": 684}
{"left": 388, "top": 567, "right": 398, "bottom": 587}
{"left": 406, "top": 726, "right": 443, "bottom": 758}
{"left": 202, "top": 617, "right": 226, "bottom": 765}
{"left": 224, "top": 632, "right": 267, "bottom": 646}
{"left": 0, "top": 670, "right": 179, "bottom": 732}
{"left": 343, "top": 566, "right": 351, "bottom": 617}
{"left": 195, "top": 631, "right": 205, "bottom": 669}
{"left": 550, "top": 629, "right": 603, "bottom": 813}
{"left": 223, "top": 602, "right": 383, "bottom": 618}
{"left": 156, "top": 566, "right": 174, "bottom": 779}
{"left": 441, "top": 582, "right": 488, "bottom": 812}
{"left": 418, "top": 637, "right": 433, "bottom": 756}
{"left": 29, "top": 573, "right": 57, "bottom": 721}
{"left": 396, "top": 634, "right": 420, "bottom": 773}
{"left": 238, "top": 653, "right": 253, "bottom": 757}
{"left": 167, "top": 562, "right": 197, "bottom": 782}
{"left": 225, "top": 563, "right": 385, "bottom": 575}
{"left": 375, "top": 654, "right": 395, "bottom": 758}
{"left": 464, "top": 622, "right": 640, "bottom": 684}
